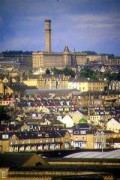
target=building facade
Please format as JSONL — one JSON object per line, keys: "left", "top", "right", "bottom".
{"left": 32, "top": 20, "right": 108, "bottom": 70}
{"left": 0, "top": 130, "right": 71, "bottom": 152}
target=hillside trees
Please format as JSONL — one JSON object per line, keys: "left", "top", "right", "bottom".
{"left": 79, "top": 67, "right": 98, "bottom": 81}
{"left": 51, "top": 67, "right": 75, "bottom": 77}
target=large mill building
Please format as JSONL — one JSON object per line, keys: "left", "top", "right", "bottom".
{"left": 32, "top": 20, "right": 108, "bottom": 70}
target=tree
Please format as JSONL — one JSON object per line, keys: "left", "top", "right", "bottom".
{"left": 52, "top": 68, "right": 63, "bottom": 75}
{"left": 117, "top": 72, "right": 120, "bottom": 80}
{"left": 79, "top": 67, "right": 98, "bottom": 80}
{"left": 63, "top": 67, "right": 75, "bottom": 77}
{"left": 46, "top": 68, "right": 50, "bottom": 75}
{"left": 79, "top": 117, "right": 87, "bottom": 124}
{"left": 103, "top": 72, "right": 120, "bottom": 81}
{"left": 90, "top": 74, "right": 98, "bottom": 81}
{"left": 0, "top": 106, "right": 11, "bottom": 121}
{"left": 52, "top": 67, "right": 75, "bottom": 77}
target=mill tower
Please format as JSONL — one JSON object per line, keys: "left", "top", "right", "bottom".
{"left": 45, "top": 19, "right": 51, "bottom": 53}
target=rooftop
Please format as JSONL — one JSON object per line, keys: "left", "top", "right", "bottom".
{"left": 64, "top": 149, "right": 120, "bottom": 159}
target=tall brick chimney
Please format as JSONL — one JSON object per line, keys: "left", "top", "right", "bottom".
{"left": 45, "top": 19, "right": 51, "bottom": 53}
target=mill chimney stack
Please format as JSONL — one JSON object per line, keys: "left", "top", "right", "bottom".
{"left": 45, "top": 19, "right": 51, "bottom": 53}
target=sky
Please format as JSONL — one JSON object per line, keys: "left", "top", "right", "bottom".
{"left": 0, "top": 0, "right": 120, "bottom": 55}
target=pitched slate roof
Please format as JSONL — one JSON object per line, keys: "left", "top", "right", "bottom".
{"left": 0, "top": 132, "right": 14, "bottom": 140}
{"left": 25, "top": 89, "right": 80, "bottom": 98}
{"left": 73, "top": 123, "right": 91, "bottom": 129}
{"left": 0, "top": 153, "right": 49, "bottom": 167}
{"left": 12, "top": 130, "right": 69, "bottom": 139}
{"left": 6, "top": 83, "right": 27, "bottom": 91}
{"left": 64, "top": 149, "right": 120, "bottom": 159}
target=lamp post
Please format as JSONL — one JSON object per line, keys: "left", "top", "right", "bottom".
{"left": 95, "top": 131, "right": 105, "bottom": 152}
{"left": 100, "top": 131, "right": 105, "bottom": 153}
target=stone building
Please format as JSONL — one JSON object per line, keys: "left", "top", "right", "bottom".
{"left": 103, "top": 58, "right": 120, "bottom": 66}
{"left": 0, "top": 52, "right": 32, "bottom": 67}
{"left": 32, "top": 20, "right": 108, "bottom": 70}
{"left": 37, "top": 74, "right": 69, "bottom": 89}
{"left": 0, "top": 130, "right": 71, "bottom": 152}
{"left": 68, "top": 78, "right": 107, "bottom": 92}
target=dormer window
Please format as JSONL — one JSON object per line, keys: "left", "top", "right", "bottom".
{"left": 82, "top": 137, "right": 85, "bottom": 140}
{"left": 74, "top": 130, "right": 79, "bottom": 135}
{"left": 45, "top": 134, "right": 49, "bottom": 137}
{"left": 80, "top": 131, "right": 86, "bottom": 134}
{"left": 52, "top": 138, "right": 55, "bottom": 142}
{"left": 2, "top": 134, "right": 9, "bottom": 139}
{"left": 38, "top": 134, "right": 42, "bottom": 137}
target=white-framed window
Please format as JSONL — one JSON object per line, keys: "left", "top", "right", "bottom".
{"left": 80, "top": 131, "right": 86, "bottom": 134}
{"left": 10, "top": 141, "right": 12, "bottom": 145}
{"left": 2, "top": 134, "right": 9, "bottom": 139}
{"left": 26, "top": 146, "right": 30, "bottom": 151}
{"left": 74, "top": 130, "right": 79, "bottom": 134}
{"left": 52, "top": 138, "right": 55, "bottom": 142}
{"left": 2, "top": 170, "right": 7, "bottom": 178}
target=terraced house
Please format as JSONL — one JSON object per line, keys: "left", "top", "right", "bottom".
{"left": 0, "top": 130, "right": 71, "bottom": 152}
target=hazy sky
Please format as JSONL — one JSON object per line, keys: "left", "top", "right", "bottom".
{"left": 0, "top": 0, "right": 120, "bottom": 55}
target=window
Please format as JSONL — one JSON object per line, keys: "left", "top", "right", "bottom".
{"left": 74, "top": 130, "right": 79, "bottom": 135}
{"left": 52, "top": 138, "right": 55, "bottom": 142}
{"left": 2, "top": 134, "right": 9, "bottom": 139}
{"left": 45, "top": 134, "right": 49, "bottom": 137}
{"left": 80, "top": 131, "right": 86, "bottom": 134}
{"left": 2, "top": 170, "right": 7, "bottom": 178}
{"left": 38, "top": 134, "right": 42, "bottom": 137}
{"left": 82, "top": 137, "right": 85, "bottom": 140}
